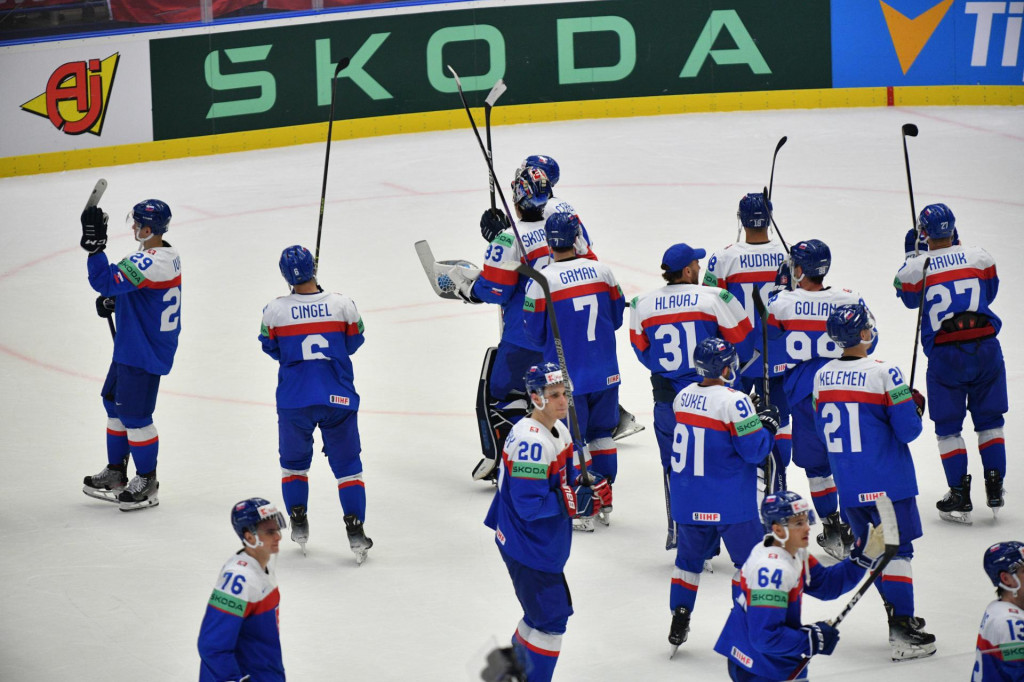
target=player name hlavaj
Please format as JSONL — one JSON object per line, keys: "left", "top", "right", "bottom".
{"left": 655, "top": 292, "right": 701, "bottom": 310}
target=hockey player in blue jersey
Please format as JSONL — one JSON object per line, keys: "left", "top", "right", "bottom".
{"left": 484, "top": 363, "right": 612, "bottom": 682}
{"left": 973, "top": 541, "right": 1024, "bottom": 681}
{"left": 198, "top": 498, "right": 288, "bottom": 682}
{"left": 259, "top": 245, "right": 372, "bottom": 564}
{"left": 630, "top": 243, "right": 755, "bottom": 549}
{"left": 714, "top": 490, "right": 885, "bottom": 681}
{"left": 523, "top": 212, "right": 625, "bottom": 529}
{"left": 704, "top": 193, "right": 792, "bottom": 490}
{"left": 765, "top": 239, "right": 865, "bottom": 560}
{"left": 667, "top": 337, "right": 778, "bottom": 655}
{"left": 81, "top": 199, "right": 181, "bottom": 512}
{"left": 814, "top": 303, "right": 936, "bottom": 660}
{"left": 894, "top": 203, "right": 1006, "bottom": 525}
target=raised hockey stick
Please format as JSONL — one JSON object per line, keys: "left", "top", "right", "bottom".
{"left": 768, "top": 136, "right": 787, "bottom": 201}
{"left": 314, "top": 56, "right": 351, "bottom": 274}
{"left": 752, "top": 287, "right": 778, "bottom": 494}
{"left": 761, "top": 186, "right": 791, "bottom": 254}
{"left": 901, "top": 123, "right": 920, "bottom": 256}
{"left": 85, "top": 179, "right": 114, "bottom": 339}
{"left": 484, "top": 79, "right": 507, "bottom": 211}
{"left": 909, "top": 257, "right": 930, "bottom": 390}
{"left": 790, "top": 495, "right": 900, "bottom": 680}
{"left": 515, "top": 262, "right": 591, "bottom": 485}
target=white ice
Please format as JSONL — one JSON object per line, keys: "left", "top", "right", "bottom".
{"left": 1, "top": 104, "right": 1021, "bottom": 681}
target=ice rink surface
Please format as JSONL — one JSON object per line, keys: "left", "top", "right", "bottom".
{"left": 1, "top": 104, "right": 1022, "bottom": 681}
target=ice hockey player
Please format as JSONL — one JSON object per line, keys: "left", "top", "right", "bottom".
{"left": 666, "top": 337, "right": 778, "bottom": 656}
{"left": 765, "top": 239, "right": 863, "bottom": 559}
{"left": 815, "top": 302, "right": 936, "bottom": 660}
{"left": 629, "top": 243, "right": 754, "bottom": 549}
{"left": 198, "top": 497, "right": 287, "bottom": 682}
{"left": 259, "top": 245, "right": 372, "bottom": 564}
{"left": 81, "top": 199, "right": 181, "bottom": 512}
{"left": 483, "top": 363, "right": 612, "bottom": 681}
{"left": 524, "top": 212, "right": 624, "bottom": 530}
{"left": 704, "top": 193, "right": 792, "bottom": 491}
{"left": 714, "top": 490, "right": 886, "bottom": 681}
{"left": 973, "top": 541, "right": 1024, "bottom": 681}
{"left": 894, "top": 203, "right": 1006, "bottom": 525}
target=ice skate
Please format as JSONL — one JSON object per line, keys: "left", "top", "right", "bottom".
{"left": 816, "top": 512, "right": 851, "bottom": 560}
{"left": 888, "top": 612, "right": 937, "bottom": 661}
{"left": 117, "top": 473, "right": 159, "bottom": 512}
{"left": 344, "top": 514, "right": 373, "bottom": 565}
{"left": 82, "top": 465, "right": 127, "bottom": 503}
{"left": 572, "top": 516, "right": 595, "bottom": 532}
{"left": 597, "top": 506, "right": 612, "bottom": 526}
{"left": 668, "top": 605, "right": 691, "bottom": 659}
{"left": 985, "top": 470, "right": 1005, "bottom": 516}
{"left": 936, "top": 474, "right": 973, "bottom": 525}
{"left": 290, "top": 505, "right": 309, "bottom": 555}
{"left": 612, "top": 405, "right": 645, "bottom": 441}
{"left": 703, "top": 560, "right": 714, "bottom": 574}
{"left": 472, "top": 457, "right": 498, "bottom": 483}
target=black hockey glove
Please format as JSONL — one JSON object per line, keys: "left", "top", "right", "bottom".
{"left": 757, "top": 403, "right": 781, "bottom": 435}
{"left": 480, "top": 208, "right": 510, "bottom": 243}
{"left": 802, "top": 621, "right": 840, "bottom": 657}
{"left": 95, "top": 295, "right": 115, "bottom": 318}
{"left": 80, "top": 206, "right": 108, "bottom": 254}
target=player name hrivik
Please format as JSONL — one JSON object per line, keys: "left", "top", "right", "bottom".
{"left": 817, "top": 369, "right": 868, "bottom": 387}
{"left": 290, "top": 303, "right": 331, "bottom": 319}
{"left": 929, "top": 252, "right": 968, "bottom": 269}
{"left": 655, "top": 292, "right": 699, "bottom": 310}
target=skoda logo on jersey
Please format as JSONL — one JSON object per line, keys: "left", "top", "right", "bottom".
{"left": 21, "top": 53, "right": 120, "bottom": 136}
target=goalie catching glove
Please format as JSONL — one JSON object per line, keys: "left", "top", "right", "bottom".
{"left": 444, "top": 263, "right": 481, "bottom": 304}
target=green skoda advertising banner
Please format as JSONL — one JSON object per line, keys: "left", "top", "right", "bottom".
{"left": 149, "top": 0, "right": 831, "bottom": 140}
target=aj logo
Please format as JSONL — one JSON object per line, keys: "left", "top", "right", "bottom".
{"left": 879, "top": 0, "right": 955, "bottom": 73}
{"left": 21, "top": 53, "right": 119, "bottom": 135}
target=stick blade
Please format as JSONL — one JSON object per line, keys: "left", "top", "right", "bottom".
{"left": 85, "top": 178, "right": 108, "bottom": 210}
{"left": 334, "top": 56, "right": 350, "bottom": 76}
{"left": 875, "top": 495, "right": 900, "bottom": 549}
{"left": 446, "top": 64, "right": 461, "bottom": 85}
{"left": 902, "top": 123, "right": 919, "bottom": 137}
{"left": 484, "top": 79, "right": 507, "bottom": 107}
{"left": 775, "top": 135, "right": 788, "bottom": 152}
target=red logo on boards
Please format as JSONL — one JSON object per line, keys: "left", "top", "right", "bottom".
{"left": 21, "top": 53, "right": 119, "bottom": 136}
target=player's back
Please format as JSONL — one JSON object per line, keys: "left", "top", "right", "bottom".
{"left": 111, "top": 245, "right": 182, "bottom": 375}
{"left": 477, "top": 221, "right": 551, "bottom": 349}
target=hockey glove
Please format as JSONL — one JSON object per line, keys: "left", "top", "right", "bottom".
{"left": 911, "top": 389, "right": 926, "bottom": 418}
{"left": 757, "top": 403, "right": 781, "bottom": 435}
{"left": 774, "top": 259, "right": 793, "bottom": 291}
{"left": 95, "top": 295, "right": 116, "bottom": 318}
{"left": 480, "top": 208, "right": 510, "bottom": 243}
{"left": 851, "top": 521, "right": 886, "bottom": 570}
{"left": 591, "top": 476, "right": 613, "bottom": 510}
{"left": 445, "top": 264, "right": 481, "bottom": 304}
{"left": 801, "top": 621, "right": 840, "bottom": 658}
{"left": 80, "top": 206, "right": 109, "bottom": 254}
{"left": 558, "top": 480, "right": 585, "bottom": 518}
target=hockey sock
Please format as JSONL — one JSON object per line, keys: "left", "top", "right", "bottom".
{"left": 774, "top": 423, "right": 792, "bottom": 468}
{"left": 513, "top": 621, "right": 561, "bottom": 682}
{"left": 731, "top": 569, "right": 742, "bottom": 605}
{"left": 125, "top": 424, "right": 158, "bottom": 474}
{"left": 937, "top": 434, "right": 968, "bottom": 486}
{"left": 588, "top": 437, "right": 617, "bottom": 482}
{"left": 670, "top": 568, "right": 701, "bottom": 612}
{"left": 337, "top": 473, "right": 367, "bottom": 521}
{"left": 978, "top": 428, "right": 1006, "bottom": 475}
{"left": 105, "top": 417, "right": 130, "bottom": 468}
{"left": 807, "top": 475, "right": 839, "bottom": 518}
{"left": 876, "top": 558, "right": 915, "bottom": 617}
{"left": 281, "top": 469, "right": 310, "bottom": 512}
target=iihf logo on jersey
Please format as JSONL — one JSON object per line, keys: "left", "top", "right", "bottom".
{"left": 20, "top": 53, "right": 120, "bottom": 136}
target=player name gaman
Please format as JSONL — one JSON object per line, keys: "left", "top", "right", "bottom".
{"left": 816, "top": 369, "right": 868, "bottom": 387}
{"left": 558, "top": 266, "right": 598, "bottom": 284}
{"left": 655, "top": 292, "right": 699, "bottom": 310}
{"left": 290, "top": 303, "right": 331, "bottom": 319}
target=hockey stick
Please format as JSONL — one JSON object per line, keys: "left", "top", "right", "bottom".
{"left": 663, "top": 469, "right": 676, "bottom": 550}
{"left": 85, "top": 179, "right": 114, "bottom": 339}
{"left": 909, "top": 257, "right": 930, "bottom": 390}
{"left": 515, "top": 262, "right": 591, "bottom": 485}
{"left": 901, "top": 123, "right": 920, "bottom": 256}
{"left": 790, "top": 495, "right": 900, "bottom": 680}
{"left": 313, "top": 56, "right": 351, "bottom": 274}
{"left": 484, "top": 79, "right": 507, "bottom": 211}
{"left": 448, "top": 66, "right": 529, "bottom": 263}
{"left": 768, "top": 136, "right": 787, "bottom": 201}
{"left": 751, "top": 287, "right": 778, "bottom": 494}
{"left": 761, "top": 187, "right": 791, "bottom": 255}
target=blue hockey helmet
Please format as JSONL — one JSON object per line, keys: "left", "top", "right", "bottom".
{"left": 279, "top": 244, "right": 316, "bottom": 285}
{"left": 545, "top": 212, "right": 581, "bottom": 250}
{"left": 918, "top": 203, "right": 956, "bottom": 240}
{"left": 693, "top": 337, "right": 740, "bottom": 384}
{"left": 524, "top": 362, "right": 565, "bottom": 396}
{"left": 826, "top": 303, "right": 876, "bottom": 348}
{"left": 132, "top": 199, "right": 172, "bottom": 235}
{"left": 231, "top": 497, "right": 287, "bottom": 545}
{"left": 790, "top": 239, "right": 831, "bottom": 279}
{"left": 983, "top": 541, "right": 1024, "bottom": 591}
{"left": 520, "top": 154, "right": 560, "bottom": 186}
{"left": 737, "top": 193, "right": 773, "bottom": 229}
{"left": 762, "top": 490, "right": 817, "bottom": 532}
{"left": 512, "top": 166, "right": 551, "bottom": 212}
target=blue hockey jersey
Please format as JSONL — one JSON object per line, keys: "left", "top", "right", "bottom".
{"left": 198, "top": 552, "right": 284, "bottom": 682}
{"left": 894, "top": 245, "right": 1001, "bottom": 355}
{"left": 484, "top": 416, "right": 575, "bottom": 573}
{"left": 522, "top": 258, "right": 625, "bottom": 396}
{"left": 973, "top": 600, "right": 1024, "bottom": 681}
{"left": 812, "top": 357, "right": 922, "bottom": 508}
{"left": 259, "top": 290, "right": 364, "bottom": 410}
{"left": 87, "top": 246, "right": 181, "bottom": 376}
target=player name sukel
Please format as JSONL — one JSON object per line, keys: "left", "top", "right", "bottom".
{"left": 557, "top": 265, "right": 598, "bottom": 284}
{"left": 794, "top": 300, "right": 841, "bottom": 316}
{"left": 816, "top": 369, "right": 868, "bottom": 387}
{"left": 929, "top": 252, "right": 968, "bottom": 269}
{"left": 655, "top": 292, "right": 699, "bottom": 310}
{"left": 677, "top": 392, "right": 709, "bottom": 411}
{"left": 290, "top": 303, "right": 331, "bottom": 319}
{"left": 739, "top": 252, "right": 785, "bottom": 269}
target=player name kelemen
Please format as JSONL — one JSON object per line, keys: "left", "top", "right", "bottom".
{"left": 816, "top": 369, "right": 868, "bottom": 387}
